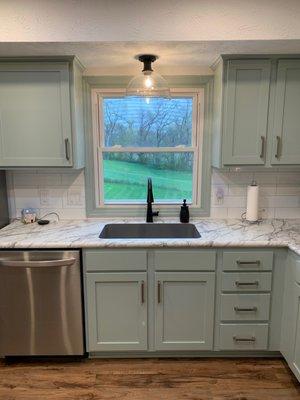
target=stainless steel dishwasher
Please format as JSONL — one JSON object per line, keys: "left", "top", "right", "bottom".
{"left": 0, "top": 250, "right": 85, "bottom": 356}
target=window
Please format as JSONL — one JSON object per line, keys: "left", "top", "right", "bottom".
{"left": 91, "top": 88, "right": 204, "bottom": 210}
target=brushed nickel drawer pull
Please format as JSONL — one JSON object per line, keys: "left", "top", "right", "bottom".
{"left": 236, "top": 260, "right": 261, "bottom": 266}
{"left": 235, "top": 281, "right": 259, "bottom": 287}
{"left": 157, "top": 281, "right": 161, "bottom": 304}
{"left": 275, "top": 135, "right": 281, "bottom": 159}
{"left": 233, "top": 336, "right": 256, "bottom": 342}
{"left": 234, "top": 306, "right": 258, "bottom": 312}
{"left": 260, "top": 136, "right": 265, "bottom": 159}
{"left": 141, "top": 281, "right": 145, "bottom": 304}
{"left": 65, "top": 138, "right": 70, "bottom": 161}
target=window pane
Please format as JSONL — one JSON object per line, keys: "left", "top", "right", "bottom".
{"left": 103, "top": 97, "right": 193, "bottom": 147}
{"left": 102, "top": 152, "right": 193, "bottom": 203}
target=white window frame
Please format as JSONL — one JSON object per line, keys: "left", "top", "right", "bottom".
{"left": 91, "top": 88, "right": 204, "bottom": 210}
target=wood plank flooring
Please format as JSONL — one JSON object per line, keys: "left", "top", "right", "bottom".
{"left": 0, "top": 358, "right": 299, "bottom": 400}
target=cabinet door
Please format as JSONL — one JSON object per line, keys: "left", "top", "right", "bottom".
{"left": 86, "top": 272, "right": 147, "bottom": 351}
{"left": 291, "top": 281, "right": 300, "bottom": 380}
{"left": 271, "top": 60, "right": 300, "bottom": 164}
{"left": 155, "top": 272, "right": 215, "bottom": 351}
{"left": 0, "top": 62, "right": 72, "bottom": 167}
{"left": 223, "top": 60, "right": 271, "bottom": 165}
{"left": 281, "top": 256, "right": 294, "bottom": 361}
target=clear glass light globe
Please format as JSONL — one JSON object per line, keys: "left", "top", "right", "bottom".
{"left": 126, "top": 70, "right": 170, "bottom": 98}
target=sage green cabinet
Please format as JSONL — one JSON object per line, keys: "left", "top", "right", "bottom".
{"left": 154, "top": 272, "right": 215, "bottom": 351}
{"left": 222, "top": 60, "right": 271, "bottom": 165}
{"left": 212, "top": 56, "right": 300, "bottom": 167}
{"left": 0, "top": 58, "right": 84, "bottom": 168}
{"left": 86, "top": 272, "right": 147, "bottom": 351}
{"left": 281, "top": 252, "right": 300, "bottom": 381}
{"left": 271, "top": 60, "right": 300, "bottom": 164}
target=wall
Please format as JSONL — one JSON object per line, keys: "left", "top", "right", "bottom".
{"left": 7, "top": 168, "right": 300, "bottom": 220}
{"left": 1, "top": 0, "right": 300, "bottom": 42}
{"left": 6, "top": 170, "right": 86, "bottom": 220}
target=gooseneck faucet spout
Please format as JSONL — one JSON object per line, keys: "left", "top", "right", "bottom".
{"left": 146, "top": 178, "right": 159, "bottom": 223}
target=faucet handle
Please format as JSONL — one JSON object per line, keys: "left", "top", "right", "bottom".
{"left": 152, "top": 211, "right": 159, "bottom": 217}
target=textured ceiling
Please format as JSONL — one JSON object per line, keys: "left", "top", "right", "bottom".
{"left": 1, "top": 41, "right": 300, "bottom": 75}
{"left": 1, "top": 0, "right": 300, "bottom": 42}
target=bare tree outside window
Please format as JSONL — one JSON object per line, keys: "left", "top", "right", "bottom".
{"left": 94, "top": 91, "right": 202, "bottom": 206}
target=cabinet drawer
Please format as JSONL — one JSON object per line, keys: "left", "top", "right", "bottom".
{"left": 223, "top": 251, "right": 273, "bottom": 271}
{"left": 221, "top": 272, "right": 272, "bottom": 292}
{"left": 154, "top": 250, "right": 216, "bottom": 271}
{"left": 220, "top": 294, "right": 270, "bottom": 321}
{"left": 84, "top": 250, "right": 147, "bottom": 271}
{"left": 219, "top": 324, "right": 269, "bottom": 350}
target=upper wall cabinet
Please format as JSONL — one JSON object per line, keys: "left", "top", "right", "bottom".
{"left": 271, "top": 60, "right": 300, "bottom": 165}
{"left": 0, "top": 58, "right": 84, "bottom": 168}
{"left": 212, "top": 56, "right": 300, "bottom": 167}
{"left": 223, "top": 60, "right": 271, "bottom": 165}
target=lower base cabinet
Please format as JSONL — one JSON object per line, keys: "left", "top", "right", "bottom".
{"left": 86, "top": 272, "right": 148, "bottom": 351}
{"left": 155, "top": 272, "right": 215, "bottom": 351}
{"left": 281, "top": 254, "right": 300, "bottom": 380}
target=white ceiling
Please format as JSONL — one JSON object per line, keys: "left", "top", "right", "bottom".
{"left": 1, "top": 0, "right": 300, "bottom": 42}
{"left": 1, "top": 41, "right": 300, "bottom": 75}
{"left": 1, "top": 0, "right": 300, "bottom": 74}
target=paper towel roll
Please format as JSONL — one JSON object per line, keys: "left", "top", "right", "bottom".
{"left": 246, "top": 182, "right": 259, "bottom": 222}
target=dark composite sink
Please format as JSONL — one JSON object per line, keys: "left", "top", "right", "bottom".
{"left": 99, "top": 223, "right": 201, "bottom": 239}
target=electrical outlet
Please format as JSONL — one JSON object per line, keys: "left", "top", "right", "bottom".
{"left": 66, "top": 188, "right": 84, "bottom": 207}
{"left": 215, "top": 187, "right": 224, "bottom": 205}
{"left": 39, "top": 189, "right": 50, "bottom": 206}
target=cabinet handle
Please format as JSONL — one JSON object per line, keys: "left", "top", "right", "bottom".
{"left": 236, "top": 260, "right": 261, "bottom": 266}
{"left": 233, "top": 336, "right": 256, "bottom": 342}
{"left": 235, "top": 281, "right": 259, "bottom": 287}
{"left": 141, "top": 281, "right": 145, "bottom": 304}
{"left": 234, "top": 306, "right": 258, "bottom": 312}
{"left": 260, "top": 136, "right": 265, "bottom": 159}
{"left": 65, "top": 138, "right": 70, "bottom": 161}
{"left": 157, "top": 281, "right": 161, "bottom": 303}
{"left": 275, "top": 136, "right": 281, "bottom": 159}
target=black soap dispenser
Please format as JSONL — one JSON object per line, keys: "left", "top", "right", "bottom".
{"left": 180, "top": 199, "right": 189, "bottom": 223}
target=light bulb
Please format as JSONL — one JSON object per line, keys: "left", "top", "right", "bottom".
{"left": 144, "top": 76, "right": 153, "bottom": 89}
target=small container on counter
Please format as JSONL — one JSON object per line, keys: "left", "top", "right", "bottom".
{"left": 21, "top": 208, "right": 37, "bottom": 224}
{"left": 180, "top": 199, "right": 189, "bottom": 223}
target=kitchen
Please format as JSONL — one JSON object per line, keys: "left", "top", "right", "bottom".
{"left": 1, "top": 1, "right": 300, "bottom": 399}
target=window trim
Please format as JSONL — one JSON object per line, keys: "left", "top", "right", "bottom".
{"left": 92, "top": 88, "right": 203, "bottom": 208}
{"left": 83, "top": 75, "right": 213, "bottom": 218}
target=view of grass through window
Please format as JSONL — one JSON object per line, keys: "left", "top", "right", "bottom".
{"left": 101, "top": 96, "right": 194, "bottom": 203}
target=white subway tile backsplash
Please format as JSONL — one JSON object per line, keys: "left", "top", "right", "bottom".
{"left": 61, "top": 172, "right": 85, "bottom": 186}
{"left": 7, "top": 168, "right": 300, "bottom": 220}
{"left": 9, "top": 170, "right": 86, "bottom": 220}
{"left": 275, "top": 208, "right": 300, "bottom": 218}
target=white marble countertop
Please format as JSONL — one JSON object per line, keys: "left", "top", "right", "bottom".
{"left": 0, "top": 218, "right": 300, "bottom": 256}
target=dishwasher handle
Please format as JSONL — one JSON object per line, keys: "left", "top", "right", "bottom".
{"left": 0, "top": 258, "right": 77, "bottom": 268}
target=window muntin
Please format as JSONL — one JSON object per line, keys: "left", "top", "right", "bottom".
{"left": 93, "top": 89, "right": 203, "bottom": 207}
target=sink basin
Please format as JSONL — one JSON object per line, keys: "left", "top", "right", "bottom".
{"left": 99, "top": 223, "right": 201, "bottom": 239}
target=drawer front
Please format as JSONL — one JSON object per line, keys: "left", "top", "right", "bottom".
{"left": 219, "top": 324, "right": 269, "bottom": 350}
{"left": 221, "top": 272, "right": 272, "bottom": 292}
{"left": 84, "top": 250, "right": 147, "bottom": 271}
{"left": 154, "top": 250, "right": 216, "bottom": 271}
{"left": 220, "top": 294, "right": 270, "bottom": 321}
{"left": 223, "top": 251, "right": 273, "bottom": 271}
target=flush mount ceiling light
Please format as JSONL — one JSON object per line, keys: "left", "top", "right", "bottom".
{"left": 126, "top": 54, "right": 171, "bottom": 98}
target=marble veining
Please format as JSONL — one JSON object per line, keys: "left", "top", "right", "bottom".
{"left": 0, "top": 218, "right": 300, "bottom": 256}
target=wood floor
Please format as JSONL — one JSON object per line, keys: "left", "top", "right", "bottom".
{"left": 0, "top": 358, "right": 299, "bottom": 400}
